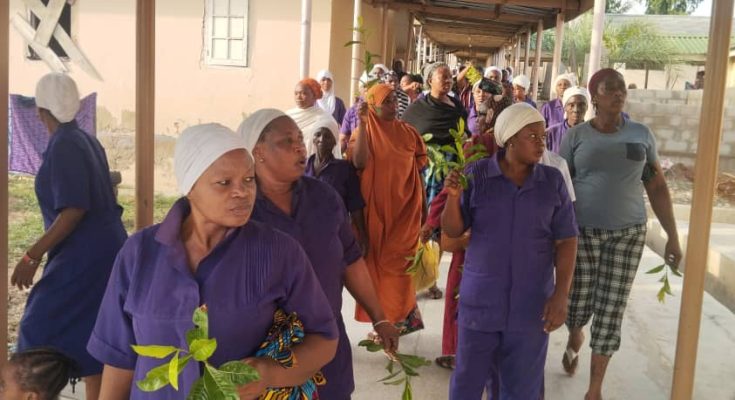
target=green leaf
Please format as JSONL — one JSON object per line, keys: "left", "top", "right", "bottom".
{"left": 422, "top": 134, "right": 434, "bottom": 142}
{"left": 383, "top": 377, "right": 406, "bottom": 386}
{"left": 218, "top": 361, "right": 260, "bottom": 386}
{"left": 169, "top": 351, "right": 180, "bottom": 391}
{"left": 190, "top": 338, "right": 218, "bottom": 362}
{"left": 193, "top": 306, "right": 209, "bottom": 338}
{"left": 670, "top": 266, "right": 683, "bottom": 277}
{"left": 203, "top": 364, "right": 239, "bottom": 400}
{"left": 663, "top": 276, "right": 674, "bottom": 296}
{"left": 440, "top": 145, "right": 459, "bottom": 156}
{"left": 459, "top": 174, "right": 469, "bottom": 189}
{"left": 657, "top": 286, "right": 667, "bottom": 303}
{"left": 387, "top": 359, "right": 395, "bottom": 374}
{"left": 466, "top": 153, "right": 486, "bottom": 163}
{"left": 186, "top": 327, "right": 207, "bottom": 347}
{"left": 131, "top": 345, "right": 179, "bottom": 359}
{"left": 457, "top": 118, "right": 465, "bottom": 136}
{"left": 344, "top": 40, "right": 362, "bottom": 47}
{"left": 136, "top": 362, "right": 171, "bottom": 392}
{"left": 646, "top": 264, "right": 666, "bottom": 274}
{"left": 378, "top": 369, "right": 402, "bottom": 382}
{"left": 187, "top": 378, "right": 208, "bottom": 400}
{"left": 466, "top": 144, "right": 487, "bottom": 154}
{"left": 402, "top": 379, "right": 413, "bottom": 400}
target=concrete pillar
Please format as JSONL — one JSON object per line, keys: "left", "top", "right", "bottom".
{"left": 587, "top": 0, "right": 605, "bottom": 82}
{"left": 349, "top": 0, "right": 362, "bottom": 104}
{"left": 299, "top": 0, "right": 312, "bottom": 79}
{"left": 381, "top": 4, "right": 389, "bottom": 63}
{"left": 531, "top": 19, "right": 543, "bottom": 102}
{"left": 524, "top": 29, "right": 531, "bottom": 75}
{"left": 514, "top": 35, "right": 521, "bottom": 73}
{"left": 552, "top": 11, "right": 565, "bottom": 81}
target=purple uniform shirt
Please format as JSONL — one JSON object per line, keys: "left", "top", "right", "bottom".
{"left": 459, "top": 152, "right": 578, "bottom": 333}
{"left": 541, "top": 98, "right": 564, "bottom": 129}
{"left": 305, "top": 155, "right": 365, "bottom": 213}
{"left": 88, "top": 199, "right": 337, "bottom": 399}
{"left": 546, "top": 120, "right": 570, "bottom": 154}
{"left": 523, "top": 96, "right": 538, "bottom": 109}
{"left": 250, "top": 177, "right": 363, "bottom": 399}
{"left": 340, "top": 99, "right": 362, "bottom": 140}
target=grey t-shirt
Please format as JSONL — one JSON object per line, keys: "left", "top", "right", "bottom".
{"left": 559, "top": 120, "right": 658, "bottom": 230}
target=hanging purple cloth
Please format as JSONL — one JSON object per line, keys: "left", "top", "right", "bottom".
{"left": 9, "top": 93, "right": 96, "bottom": 175}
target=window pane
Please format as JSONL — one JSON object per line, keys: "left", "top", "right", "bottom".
{"left": 213, "top": 17, "right": 228, "bottom": 38}
{"left": 230, "top": 0, "right": 246, "bottom": 16}
{"left": 230, "top": 18, "right": 244, "bottom": 38}
{"left": 213, "top": 0, "right": 229, "bottom": 16}
{"left": 229, "top": 40, "right": 244, "bottom": 60}
{"left": 212, "top": 39, "right": 228, "bottom": 59}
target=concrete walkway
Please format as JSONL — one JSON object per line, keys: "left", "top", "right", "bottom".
{"left": 61, "top": 249, "right": 735, "bottom": 399}
{"left": 346, "top": 248, "right": 735, "bottom": 400}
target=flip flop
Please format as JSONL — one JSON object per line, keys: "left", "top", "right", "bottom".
{"left": 427, "top": 285, "right": 443, "bottom": 300}
{"left": 435, "top": 355, "right": 455, "bottom": 370}
{"left": 562, "top": 347, "right": 579, "bottom": 376}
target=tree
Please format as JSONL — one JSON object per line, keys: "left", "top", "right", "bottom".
{"left": 644, "top": 0, "right": 704, "bottom": 14}
{"left": 606, "top": 0, "right": 636, "bottom": 13}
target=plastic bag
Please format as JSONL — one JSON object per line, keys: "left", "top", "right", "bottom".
{"left": 406, "top": 240, "right": 441, "bottom": 291}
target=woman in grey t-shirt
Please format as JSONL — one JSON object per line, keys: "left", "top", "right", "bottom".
{"left": 559, "top": 68, "right": 682, "bottom": 400}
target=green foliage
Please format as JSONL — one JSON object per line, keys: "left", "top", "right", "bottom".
{"left": 606, "top": 0, "right": 636, "bottom": 13}
{"left": 344, "top": 16, "right": 381, "bottom": 89}
{"left": 132, "top": 306, "right": 259, "bottom": 398}
{"left": 645, "top": 263, "right": 683, "bottom": 303}
{"left": 644, "top": 0, "right": 704, "bottom": 15}
{"left": 424, "top": 118, "right": 487, "bottom": 190}
{"left": 603, "top": 20, "right": 674, "bottom": 67}
{"left": 358, "top": 340, "right": 431, "bottom": 400}
{"left": 405, "top": 245, "right": 426, "bottom": 275}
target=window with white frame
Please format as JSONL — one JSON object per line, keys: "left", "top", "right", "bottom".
{"left": 205, "top": 0, "right": 249, "bottom": 67}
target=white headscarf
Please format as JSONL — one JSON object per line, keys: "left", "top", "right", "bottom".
{"left": 552, "top": 73, "right": 578, "bottom": 97}
{"left": 512, "top": 74, "right": 531, "bottom": 90}
{"left": 35, "top": 73, "right": 80, "bottom": 123}
{"left": 370, "top": 64, "right": 389, "bottom": 77}
{"left": 285, "top": 106, "right": 341, "bottom": 159}
{"left": 494, "top": 102, "right": 545, "bottom": 148}
{"left": 316, "top": 70, "right": 336, "bottom": 115}
{"left": 236, "top": 109, "right": 288, "bottom": 153}
{"left": 174, "top": 123, "right": 247, "bottom": 195}
{"left": 484, "top": 66, "right": 502, "bottom": 79}
{"left": 562, "top": 86, "right": 590, "bottom": 120}
{"left": 562, "top": 86, "right": 590, "bottom": 107}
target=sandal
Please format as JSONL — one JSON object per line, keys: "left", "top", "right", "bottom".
{"left": 427, "top": 285, "right": 443, "bottom": 300}
{"left": 562, "top": 347, "right": 579, "bottom": 376}
{"left": 435, "top": 355, "right": 455, "bottom": 370}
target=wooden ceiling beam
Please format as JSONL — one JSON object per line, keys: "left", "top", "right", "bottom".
{"left": 388, "top": 3, "right": 539, "bottom": 23}
{"left": 448, "top": 0, "right": 581, "bottom": 10}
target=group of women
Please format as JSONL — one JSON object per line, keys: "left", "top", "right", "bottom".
{"left": 14, "top": 64, "right": 681, "bottom": 400}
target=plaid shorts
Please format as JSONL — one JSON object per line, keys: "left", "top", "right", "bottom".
{"left": 566, "top": 224, "right": 647, "bottom": 356}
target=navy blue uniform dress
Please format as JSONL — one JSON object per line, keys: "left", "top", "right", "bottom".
{"left": 17, "top": 121, "right": 127, "bottom": 377}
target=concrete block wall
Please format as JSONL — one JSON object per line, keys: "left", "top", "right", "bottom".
{"left": 625, "top": 89, "right": 735, "bottom": 170}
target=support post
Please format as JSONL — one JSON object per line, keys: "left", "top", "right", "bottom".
{"left": 381, "top": 4, "right": 389, "bottom": 64}
{"left": 552, "top": 11, "right": 565, "bottom": 81}
{"left": 514, "top": 35, "right": 521, "bottom": 73}
{"left": 349, "top": 0, "right": 362, "bottom": 104}
{"left": 0, "top": 0, "right": 9, "bottom": 365}
{"left": 531, "top": 19, "right": 543, "bottom": 102}
{"left": 524, "top": 29, "right": 531, "bottom": 75}
{"left": 136, "top": 0, "right": 155, "bottom": 230}
{"left": 299, "top": 0, "right": 312, "bottom": 79}
{"left": 587, "top": 0, "right": 605, "bottom": 81}
{"left": 671, "top": 1, "right": 735, "bottom": 399}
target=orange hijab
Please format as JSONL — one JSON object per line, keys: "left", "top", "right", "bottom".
{"left": 299, "top": 78, "right": 323, "bottom": 100}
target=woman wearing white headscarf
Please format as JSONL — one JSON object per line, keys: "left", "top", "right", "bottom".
{"left": 286, "top": 78, "right": 341, "bottom": 159}
{"left": 237, "top": 110, "right": 400, "bottom": 400}
{"left": 89, "top": 123, "right": 338, "bottom": 399}
{"left": 541, "top": 73, "right": 578, "bottom": 128}
{"left": 442, "top": 103, "right": 578, "bottom": 400}
{"left": 11, "top": 73, "right": 127, "bottom": 399}
{"left": 316, "top": 70, "right": 347, "bottom": 125}
{"left": 484, "top": 66, "right": 503, "bottom": 82}
{"left": 511, "top": 74, "right": 537, "bottom": 108}
{"left": 546, "top": 86, "right": 590, "bottom": 153}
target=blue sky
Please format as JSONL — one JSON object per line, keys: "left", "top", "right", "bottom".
{"left": 626, "top": 0, "right": 713, "bottom": 16}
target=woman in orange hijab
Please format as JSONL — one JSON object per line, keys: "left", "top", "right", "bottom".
{"left": 349, "top": 84, "right": 428, "bottom": 334}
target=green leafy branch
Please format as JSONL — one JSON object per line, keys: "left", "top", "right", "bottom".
{"left": 344, "top": 16, "right": 381, "bottom": 89}
{"left": 132, "top": 305, "right": 259, "bottom": 398}
{"left": 425, "top": 118, "right": 487, "bottom": 189}
{"left": 358, "top": 340, "right": 431, "bottom": 400}
{"left": 645, "top": 263, "right": 683, "bottom": 303}
{"left": 405, "top": 245, "right": 426, "bottom": 275}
